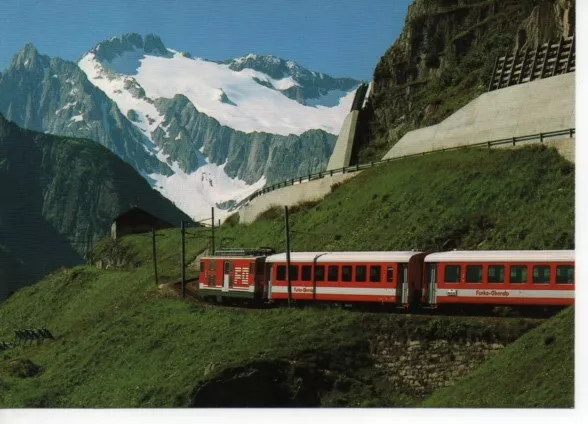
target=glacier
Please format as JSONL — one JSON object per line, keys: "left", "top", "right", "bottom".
{"left": 79, "top": 49, "right": 355, "bottom": 136}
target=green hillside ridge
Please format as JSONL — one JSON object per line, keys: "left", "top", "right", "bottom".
{"left": 0, "top": 144, "right": 574, "bottom": 407}
{"left": 0, "top": 113, "right": 191, "bottom": 300}
{"left": 423, "top": 306, "right": 574, "bottom": 407}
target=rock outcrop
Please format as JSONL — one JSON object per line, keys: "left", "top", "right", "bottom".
{"left": 358, "top": 0, "right": 575, "bottom": 161}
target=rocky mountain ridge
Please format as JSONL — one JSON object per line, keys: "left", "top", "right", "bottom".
{"left": 0, "top": 43, "right": 171, "bottom": 177}
{"left": 223, "top": 53, "right": 359, "bottom": 104}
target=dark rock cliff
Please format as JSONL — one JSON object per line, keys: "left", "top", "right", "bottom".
{"left": 0, "top": 114, "right": 190, "bottom": 300}
{"left": 358, "top": 0, "right": 575, "bottom": 161}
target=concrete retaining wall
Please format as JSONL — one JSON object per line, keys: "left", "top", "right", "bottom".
{"left": 383, "top": 73, "right": 575, "bottom": 161}
{"left": 238, "top": 172, "right": 359, "bottom": 224}
{"left": 326, "top": 110, "right": 360, "bottom": 171}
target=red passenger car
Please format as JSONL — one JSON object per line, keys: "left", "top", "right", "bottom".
{"left": 198, "top": 249, "right": 273, "bottom": 301}
{"left": 422, "top": 250, "right": 575, "bottom": 307}
{"left": 265, "top": 251, "right": 427, "bottom": 306}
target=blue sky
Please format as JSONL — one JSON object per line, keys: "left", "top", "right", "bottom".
{"left": 0, "top": 0, "right": 412, "bottom": 80}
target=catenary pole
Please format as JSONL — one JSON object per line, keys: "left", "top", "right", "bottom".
{"left": 152, "top": 228, "right": 158, "bottom": 285}
{"left": 181, "top": 220, "right": 186, "bottom": 299}
{"left": 211, "top": 207, "right": 215, "bottom": 255}
{"left": 284, "top": 206, "right": 292, "bottom": 307}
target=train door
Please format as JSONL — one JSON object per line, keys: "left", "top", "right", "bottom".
{"left": 267, "top": 264, "right": 274, "bottom": 300}
{"left": 223, "top": 260, "right": 233, "bottom": 292}
{"left": 398, "top": 264, "right": 409, "bottom": 304}
{"left": 207, "top": 259, "right": 217, "bottom": 287}
{"left": 427, "top": 263, "right": 437, "bottom": 305}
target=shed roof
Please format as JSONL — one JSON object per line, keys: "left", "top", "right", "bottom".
{"left": 112, "top": 206, "right": 174, "bottom": 227}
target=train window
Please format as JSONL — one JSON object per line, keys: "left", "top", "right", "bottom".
{"left": 200, "top": 261, "right": 205, "bottom": 272}
{"left": 277, "top": 265, "right": 286, "bottom": 280}
{"left": 224, "top": 261, "right": 231, "bottom": 273}
{"left": 556, "top": 265, "right": 574, "bottom": 284}
{"left": 342, "top": 266, "right": 352, "bottom": 282}
{"left": 466, "top": 265, "right": 482, "bottom": 283}
{"left": 355, "top": 265, "right": 367, "bottom": 282}
{"left": 301, "top": 265, "right": 312, "bottom": 281}
{"left": 256, "top": 261, "right": 264, "bottom": 274}
{"left": 488, "top": 265, "right": 505, "bottom": 283}
{"left": 444, "top": 265, "right": 460, "bottom": 283}
{"left": 386, "top": 267, "right": 394, "bottom": 282}
{"left": 509, "top": 265, "right": 527, "bottom": 284}
{"left": 210, "top": 261, "right": 217, "bottom": 271}
{"left": 370, "top": 266, "right": 381, "bottom": 283}
{"left": 328, "top": 266, "right": 339, "bottom": 282}
{"left": 289, "top": 265, "right": 299, "bottom": 281}
{"left": 315, "top": 266, "right": 325, "bottom": 281}
{"left": 533, "top": 265, "right": 551, "bottom": 284}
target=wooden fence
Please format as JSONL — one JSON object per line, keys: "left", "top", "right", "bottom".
{"left": 488, "top": 35, "right": 575, "bottom": 92}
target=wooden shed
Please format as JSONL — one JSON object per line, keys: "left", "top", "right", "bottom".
{"left": 111, "top": 207, "right": 175, "bottom": 240}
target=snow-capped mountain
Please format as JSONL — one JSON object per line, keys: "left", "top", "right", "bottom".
{"left": 0, "top": 34, "right": 361, "bottom": 220}
{"left": 79, "top": 34, "right": 358, "bottom": 136}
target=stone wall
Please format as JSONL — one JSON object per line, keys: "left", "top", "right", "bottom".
{"left": 371, "top": 336, "right": 504, "bottom": 398}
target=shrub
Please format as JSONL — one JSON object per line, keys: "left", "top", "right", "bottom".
{"left": 224, "top": 212, "right": 240, "bottom": 227}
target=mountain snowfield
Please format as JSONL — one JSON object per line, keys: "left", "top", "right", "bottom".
{"left": 79, "top": 48, "right": 355, "bottom": 136}
{"left": 76, "top": 35, "right": 358, "bottom": 221}
{"left": 150, "top": 151, "right": 267, "bottom": 221}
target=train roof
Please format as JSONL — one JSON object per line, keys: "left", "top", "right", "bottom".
{"left": 201, "top": 256, "right": 266, "bottom": 260}
{"left": 200, "top": 248, "right": 275, "bottom": 260}
{"left": 424, "top": 250, "right": 575, "bottom": 262}
{"left": 266, "top": 251, "right": 424, "bottom": 263}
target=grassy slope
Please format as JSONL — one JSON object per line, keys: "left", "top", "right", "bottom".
{"left": 0, "top": 266, "right": 362, "bottom": 406}
{"left": 423, "top": 307, "right": 574, "bottom": 408}
{"left": 224, "top": 145, "right": 574, "bottom": 253}
{"left": 0, "top": 265, "right": 540, "bottom": 407}
{"left": 0, "top": 145, "right": 574, "bottom": 407}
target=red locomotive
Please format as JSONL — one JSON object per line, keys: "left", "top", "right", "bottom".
{"left": 198, "top": 249, "right": 574, "bottom": 309}
{"left": 198, "top": 248, "right": 273, "bottom": 301}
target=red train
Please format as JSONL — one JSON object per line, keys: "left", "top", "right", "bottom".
{"left": 198, "top": 249, "right": 574, "bottom": 309}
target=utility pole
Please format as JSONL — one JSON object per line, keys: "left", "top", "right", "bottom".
{"left": 152, "top": 228, "right": 158, "bottom": 285}
{"left": 284, "top": 206, "right": 292, "bottom": 307}
{"left": 181, "top": 220, "right": 186, "bottom": 299}
{"left": 211, "top": 207, "right": 215, "bottom": 255}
